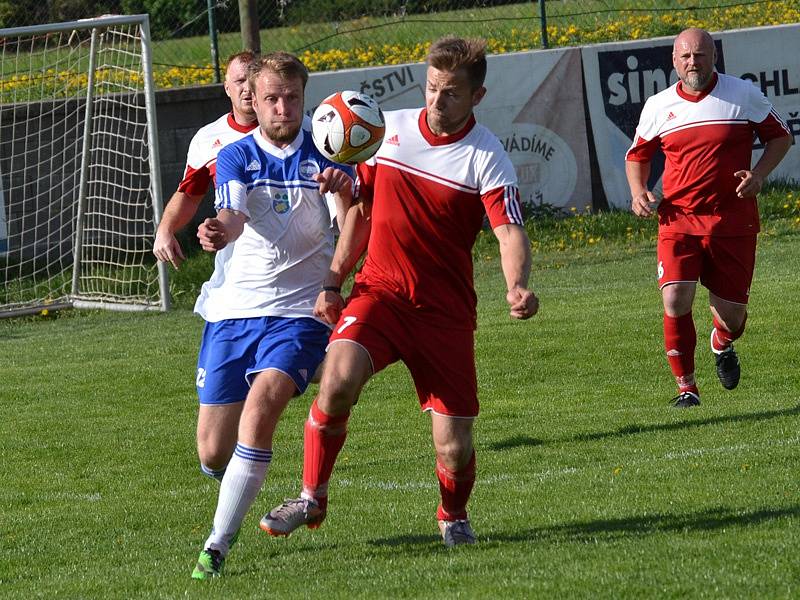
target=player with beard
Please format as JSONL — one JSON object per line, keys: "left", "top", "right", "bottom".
{"left": 154, "top": 51, "right": 257, "bottom": 272}
{"left": 154, "top": 51, "right": 259, "bottom": 488}
{"left": 190, "top": 52, "right": 354, "bottom": 579}
{"left": 626, "top": 28, "right": 792, "bottom": 407}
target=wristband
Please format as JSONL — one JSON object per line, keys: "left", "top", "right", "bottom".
{"left": 322, "top": 285, "right": 341, "bottom": 293}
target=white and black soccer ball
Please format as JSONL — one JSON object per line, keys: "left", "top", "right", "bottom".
{"left": 311, "top": 90, "right": 385, "bottom": 164}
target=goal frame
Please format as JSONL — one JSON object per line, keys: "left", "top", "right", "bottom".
{"left": 0, "top": 14, "right": 169, "bottom": 317}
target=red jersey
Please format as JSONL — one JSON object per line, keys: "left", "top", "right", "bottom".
{"left": 177, "top": 113, "right": 257, "bottom": 196}
{"left": 355, "top": 108, "right": 523, "bottom": 330}
{"left": 626, "top": 72, "right": 790, "bottom": 236}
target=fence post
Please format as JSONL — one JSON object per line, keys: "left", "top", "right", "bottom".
{"left": 207, "top": 0, "right": 221, "bottom": 83}
{"left": 239, "top": 0, "right": 261, "bottom": 53}
{"left": 539, "top": 0, "right": 548, "bottom": 49}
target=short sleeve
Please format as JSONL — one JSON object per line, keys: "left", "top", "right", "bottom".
{"left": 355, "top": 162, "right": 376, "bottom": 200}
{"left": 177, "top": 132, "right": 213, "bottom": 195}
{"left": 746, "top": 84, "right": 792, "bottom": 144}
{"left": 483, "top": 184, "right": 524, "bottom": 228}
{"left": 213, "top": 145, "right": 249, "bottom": 216}
{"left": 626, "top": 96, "right": 662, "bottom": 162}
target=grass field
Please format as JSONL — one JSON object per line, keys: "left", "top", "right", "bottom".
{"left": 2, "top": 213, "right": 799, "bottom": 597}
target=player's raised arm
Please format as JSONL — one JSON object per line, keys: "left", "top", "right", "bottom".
{"left": 493, "top": 223, "right": 538, "bottom": 320}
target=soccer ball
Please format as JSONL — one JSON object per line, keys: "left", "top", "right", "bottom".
{"left": 311, "top": 91, "right": 385, "bottom": 164}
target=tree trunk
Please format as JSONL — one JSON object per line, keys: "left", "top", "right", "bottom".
{"left": 238, "top": 0, "right": 260, "bottom": 53}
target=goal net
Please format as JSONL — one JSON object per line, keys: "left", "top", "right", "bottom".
{"left": 0, "top": 14, "right": 169, "bottom": 317}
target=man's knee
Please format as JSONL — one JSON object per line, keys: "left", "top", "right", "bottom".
{"left": 436, "top": 442, "right": 473, "bottom": 472}
{"left": 316, "top": 345, "right": 371, "bottom": 414}
{"left": 317, "top": 376, "right": 358, "bottom": 415}
{"left": 662, "top": 283, "right": 695, "bottom": 317}
{"left": 710, "top": 298, "right": 747, "bottom": 332}
{"left": 197, "top": 437, "right": 235, "bottom": 472}
{"left": 434, "top": 431, "right": 474, "bottom": 471}
{"left": 196, "top": 402, "right": 243, "bottom": 470}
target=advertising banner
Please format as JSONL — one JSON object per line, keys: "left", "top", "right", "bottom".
{"left": 307, "top": 47, "right": 592, "bottom": 210}
{"left": 583, "top": 24, "right": 800, "bottom": 209}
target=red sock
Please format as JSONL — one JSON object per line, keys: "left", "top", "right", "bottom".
{"left": 436, "top": 452, "right": 476, "bottom": 522}
{"left": 712, "top": 313, "right": 747, "bottom": 352}
{"left": 664, "top": 312, "right": 698, "bottom": 394}
{"left": 301, "top": 398, "right": 350, "bottom": 511}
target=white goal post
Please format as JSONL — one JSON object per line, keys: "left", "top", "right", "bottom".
{"left": 0, "top": 14, "right": 169, "bottom": 317}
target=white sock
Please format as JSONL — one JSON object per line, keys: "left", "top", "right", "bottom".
{"left": 204, "top": 442, "right": 272, "bottom": 555}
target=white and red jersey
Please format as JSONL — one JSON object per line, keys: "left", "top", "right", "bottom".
{"left": 177, "top": 113, "right": 257, "bottom": 196}
{"left": 355, "top": 108, "right": 523, "bottom": 330}
{"left": 626, "top": 72, "right": 790, "bottom": 236}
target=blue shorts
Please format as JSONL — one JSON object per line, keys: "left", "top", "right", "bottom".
{"left": 196, "top": 316, "right": 330, "bottom": 405}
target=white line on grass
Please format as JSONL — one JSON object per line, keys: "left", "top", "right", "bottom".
{"left": 324, "top": 435, "right": 799, "bottom": 492}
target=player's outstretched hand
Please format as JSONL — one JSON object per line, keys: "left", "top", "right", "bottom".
{"left": 197, "top": 217, "right": 228, "bottom": 252}
{"left": 314, "top": 289, "right": 345, "bottom": 325}
{"left": 631, "top": 190, "right": 658, "bottom": 217}
{"left": 507, "top": 287, "right": 539, "bottom": 320}
{"left": 153, "top": 231, "right": 185, "bottom": 269}
{"left": 734, "top": 169, "right": 764, "bottom": 198}
{"left": 314, "top": 167, "right": 353, "bottom": 196}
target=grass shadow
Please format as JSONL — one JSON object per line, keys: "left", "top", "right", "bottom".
{"left": 368, "top": 533, "right": 442, "bottom": 549}
{"left": 367, "top": 505, "right": 800, "bottom": 550}
{"left": 489, "top": 404, "right": 800, "bottom": 450}
{"left": 488, "top": 505, "right": 800, "bottom": 544}
{"left": 488, "top": 435, "right": 544, "bottom": 450}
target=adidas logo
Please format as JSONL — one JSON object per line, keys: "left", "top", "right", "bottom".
{"left": 385, "top": 134, "right": 400, "bottom": 146}
{"left": 245, "top": 159, "right": 260, "bottom": 171}
{"left": 666, "top": 111, "right": 676, "bottom": 121}
{"left": 211, "top": 138, "right": 222, "bottom": 148}
{"left": 666, "top": 349, "right": 682, "bottom": 357}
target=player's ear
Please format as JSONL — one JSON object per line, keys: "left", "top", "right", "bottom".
{"left": 472, "top": 86, "right": 487, "bottom": 107}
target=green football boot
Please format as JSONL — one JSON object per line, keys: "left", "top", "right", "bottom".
{"left": 191, "top": 548, "right": 224, "bottom": 580}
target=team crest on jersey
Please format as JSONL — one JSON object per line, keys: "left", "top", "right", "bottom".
{"left": 298, "top": 159, "right": 320, "bottom": 180}
{"left": 272, "top": 193, "right": 291, "bottom": 214}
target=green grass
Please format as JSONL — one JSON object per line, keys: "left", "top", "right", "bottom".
{"left": 2, "top": 206, "right": 799, "bottom": 597}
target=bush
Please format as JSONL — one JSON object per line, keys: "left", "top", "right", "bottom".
{"left": 0, "top": 0, "right": 121, "bottom": 28}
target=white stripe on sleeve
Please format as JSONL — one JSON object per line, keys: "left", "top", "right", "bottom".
{"left": 215, "top": 180, "right": 249, "bottom": 216}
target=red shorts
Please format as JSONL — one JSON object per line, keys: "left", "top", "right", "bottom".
{"left": 329, "top": 285, "right": 478, "bottom": 418}
{"left": 657, "top": 233, "right": 756, "bottom": 304}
